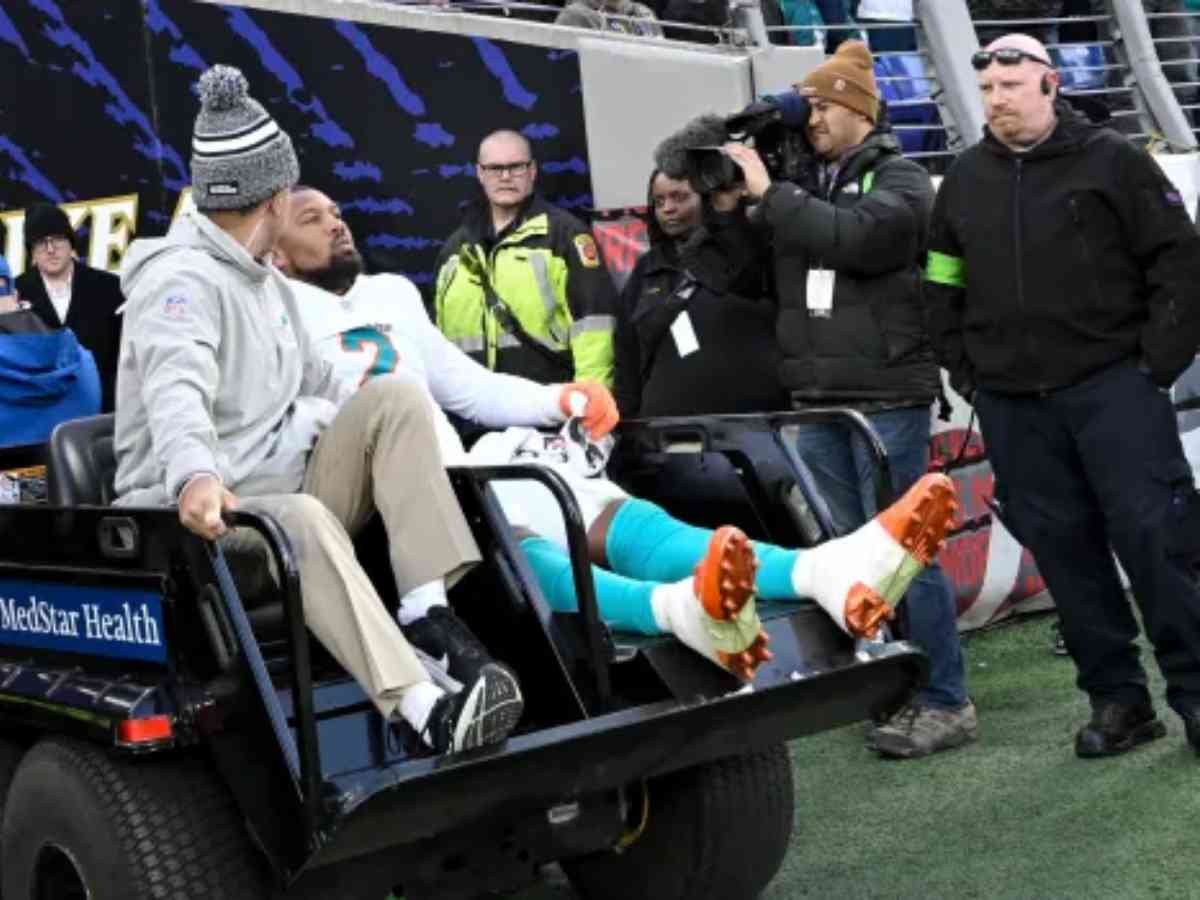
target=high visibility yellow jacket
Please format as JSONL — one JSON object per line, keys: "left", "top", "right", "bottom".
{"left": 433, "top": 196, "right": 616, "bottom": 387}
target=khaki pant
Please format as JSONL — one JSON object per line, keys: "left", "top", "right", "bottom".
{"left": 240, "top": 374, "right": 481, "bottom": 717}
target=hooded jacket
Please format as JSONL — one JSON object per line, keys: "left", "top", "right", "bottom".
{"left": 113, "top": 211, "right": 353, "bottom": 506}
{"left": 614, "top": 173, "right": 784, "bottom": 417}
{"left": 925, "top": 101, "right": 1200, "bottom": 395}
{"left": 761, "top": 126, "right": 940, "bottom": 405}
{"left": 0, "top": 327, "right": 100, "bottom": 448}
{"left": 15, "top": 261, "right": 123, "bottom": 414}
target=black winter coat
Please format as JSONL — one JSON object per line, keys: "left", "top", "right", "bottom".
{"left": 613, "top": 214, "right": 786, "bottom": 417}
{"left": 760, "top": 128, "right": 941, "bottom": 405}
{"left": 925, "top": 102, "right": 1200, "bottom": 394}
{"left": 16, "top": 261, "right": 124, "bottom": 412}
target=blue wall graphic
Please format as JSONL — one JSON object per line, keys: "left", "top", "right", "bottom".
{"left": 0, "top": 0, "right": 592, "bottom": 288}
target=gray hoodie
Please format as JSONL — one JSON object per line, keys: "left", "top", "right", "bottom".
{"left": 114, "top": 211, "right": 353, "bottom": 506}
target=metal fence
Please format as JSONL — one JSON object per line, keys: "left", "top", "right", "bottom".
{"left": 761, "top": 20, "right": 958, "bottom": 173}
{"left": 1145, "top": 8, "right": 1200, "bottom": 146}
{"left": 376, "top": 0, "right": 1199, "bottom": 164}
{"left": 381, "top": 0, "right": 755, "bottom": 45}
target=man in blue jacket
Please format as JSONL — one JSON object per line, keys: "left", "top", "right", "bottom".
{"left": 0, "top": 253, "right": 101, "bottom": 448}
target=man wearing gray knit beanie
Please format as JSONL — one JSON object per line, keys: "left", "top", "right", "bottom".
{"left": 113, "top": 64, "right": 523, "bottom": 755}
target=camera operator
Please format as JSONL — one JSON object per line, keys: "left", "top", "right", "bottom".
{"left": 613, "top": 139, "right": 782, "bottom": 418}
{"left": 724, "top": 40, "right": 976, "bottom": 760}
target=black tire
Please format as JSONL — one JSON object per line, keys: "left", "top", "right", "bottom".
{"left": 0, "top": 738, "right": 27, "bottom": 887}
{"left": 1, "top": 736, "right": 271, "bottom": 900}
{"left": 562, "top": 744, "right": 794, "bottom": 900}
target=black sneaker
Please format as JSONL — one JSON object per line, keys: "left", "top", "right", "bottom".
{"left": 1075, "top": 699, "right": 1166, "bottom": 758}
{"left": 410, "top": 662, "right": 524, "bottom": 756}
{"left": 402, "top": 606, "right": 502, "bottom": 687}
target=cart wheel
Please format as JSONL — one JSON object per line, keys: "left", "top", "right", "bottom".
{"left": 562, "top": 743, "right": 794, "bottom": 900}
{"left": 1, "top": 736, "right": 271, "bottom": 900}
{"left": 0, "top": 738, "right": 26, "bottom": 887}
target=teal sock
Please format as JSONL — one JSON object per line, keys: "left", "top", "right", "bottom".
{"left": 753, "top": 542, "right": 800, "bottom": 600}
{"left": 519, "top": 536, "right": 664, "bottom": 635}
{"left": 605, "top": 499, "right": 800, "bottom": 600}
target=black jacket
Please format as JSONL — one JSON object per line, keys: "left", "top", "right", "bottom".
{"left": 760, "top": 127, "right": 941, "bottom": 405}
{"left": 925, "top": 102, "right": 1200, "bottom": 395}
{"left": 15, "top": 261, "right": 124, "bottom": 412}
{"left": 614, "top": 194, "right": 785, "bottom": 418}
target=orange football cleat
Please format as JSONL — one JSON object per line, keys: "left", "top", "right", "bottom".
{"left": 876, "top": 473, "right": 959, "bottom": 566}
{"left": 693, "top": 526, "right": 773, "bottom": 680}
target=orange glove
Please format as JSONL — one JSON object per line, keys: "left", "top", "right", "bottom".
{"left": 559, "top": 381, "right": 619, "bottom": 439}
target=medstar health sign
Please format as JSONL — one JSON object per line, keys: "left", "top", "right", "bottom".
{"left": 0, "top": 580, "right": 166, "bottom": 663}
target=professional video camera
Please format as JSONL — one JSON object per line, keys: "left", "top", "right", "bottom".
{"left": 654, "top": 92, "right": 813, "bottom": 195}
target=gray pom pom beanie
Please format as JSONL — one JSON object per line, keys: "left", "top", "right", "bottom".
{"left": 190, "top": 64, "right": 300, "bottom": 211}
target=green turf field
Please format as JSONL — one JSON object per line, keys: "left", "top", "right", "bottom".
{"left": 503, "top": 614, "right": 1200, "bottom": 900}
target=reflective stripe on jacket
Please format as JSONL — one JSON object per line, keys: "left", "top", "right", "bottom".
{"left": 434, "top": 197, "right": 616, "bottom": 387}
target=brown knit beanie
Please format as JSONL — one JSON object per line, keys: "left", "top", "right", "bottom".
{"left": 796, "top": 40, "right": 880, "bottom": 124}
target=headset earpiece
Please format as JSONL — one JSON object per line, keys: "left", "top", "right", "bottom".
{"left": 1041, "top": 74, "right": 1052, "bottom": 96}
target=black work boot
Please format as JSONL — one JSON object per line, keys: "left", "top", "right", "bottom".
{"left": 1075, "top": 699, "right": 1167, "bottom": 758}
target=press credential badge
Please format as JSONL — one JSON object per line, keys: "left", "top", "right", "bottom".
{"left": 670, "top": 311, "right": 700, "bottom": 357}
{"left": 807, "top": 269, "right": 835, "bottom": 318}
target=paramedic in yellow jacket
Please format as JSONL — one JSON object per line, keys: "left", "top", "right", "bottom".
{"left": 433, "top": 130, "right": 617, "bottom": 387}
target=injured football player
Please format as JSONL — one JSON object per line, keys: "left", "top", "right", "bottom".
{"left": 274, "top": 186, "right": 958, "bottom": 681}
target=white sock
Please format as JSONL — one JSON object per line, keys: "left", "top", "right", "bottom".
{"left": 789, "top": 520, "right": 911, "bottom": 632}
{"left": 650, "top": 578, "right": 721, "bottom": 666}
{"left": 397, "top": 579, "right": 448, "bottom": 626}
{"left": 397, "top": 680, "right": 445, "bottom": 742}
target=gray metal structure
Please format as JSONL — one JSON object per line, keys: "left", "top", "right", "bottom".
{"left": 916, "top": 0, "right": 1198, "bottom": 152}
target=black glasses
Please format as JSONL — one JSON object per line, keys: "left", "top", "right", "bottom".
{"left": 971, "top": 48, "right": 1053, "bottom": 71}
{"left": 478, "top": 161, "right": 532, "bottom": 177}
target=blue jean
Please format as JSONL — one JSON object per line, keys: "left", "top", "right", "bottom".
{"left": 794, "top": 406, "right": 968, "bottom": 708}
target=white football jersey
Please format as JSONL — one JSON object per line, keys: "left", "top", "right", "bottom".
{"left": 289, "top": 273, "right": 563, "bottom": 463}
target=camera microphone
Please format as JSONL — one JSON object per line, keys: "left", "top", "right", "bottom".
{"left": 654, "top": 114, "right": 729, "bottom": 180}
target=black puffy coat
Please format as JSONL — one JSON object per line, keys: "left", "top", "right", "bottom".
{"left": 613, "top": 186, "right": 784, "bottom": 417}
{"left": 760, "top": 127, "right": 941, "bottom": 406}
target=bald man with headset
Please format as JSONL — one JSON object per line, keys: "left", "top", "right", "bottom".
{"left": 926, "top": 34, "right": 1200, "bottom": 761}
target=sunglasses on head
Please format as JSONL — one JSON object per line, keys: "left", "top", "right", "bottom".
{"left": 971, "top": 48, "right": 1053, "bottom": 70}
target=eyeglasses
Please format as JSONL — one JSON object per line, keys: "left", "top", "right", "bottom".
{"left": 32, "top": 235, "right": 70, "bottom": 252}
{"left": 972, "top": 48, "right": 1053, "bottom": 71}
{"left": 478, "top": 161, "right": 533, "bottom": 178}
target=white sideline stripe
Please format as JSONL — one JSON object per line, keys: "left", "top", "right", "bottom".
{"left": 193, "top": 120, "right": 280, "bottom": 155}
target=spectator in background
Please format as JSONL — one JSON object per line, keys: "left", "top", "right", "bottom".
{"left": 660, "top": 0, "right": 731, "bottom": 43}
{"left": 854, "top": 0, "right": 917, "bottom": 52}
{"left": 433, "top": 130, "right": 617, "bottom": 389}
{"left": 0, "top": 253, "right": 101, "bottom": 447}
{"left": 614, "top": 166, "right": 783, "bottom": 418}
{"left": 0, "top": 257, "right": 16, "bottom": 314}
{"left": 555, "top": 0, "right": 664, "bottom": 36}
{"left": 969, "top": 0, "right": 1064, "bottom": 45}
{"left": 15, "top": 204, "right": 123, "bottom": 413}
{"left": 781, "top": 0, "right": 860, "bottom": 51}
{"left": 815, "top": 0, "right": 860, "bottom": 49}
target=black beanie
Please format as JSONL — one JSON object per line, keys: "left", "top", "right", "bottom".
{"left": 24, "top": 203, "right": 75, "bottom": 255}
